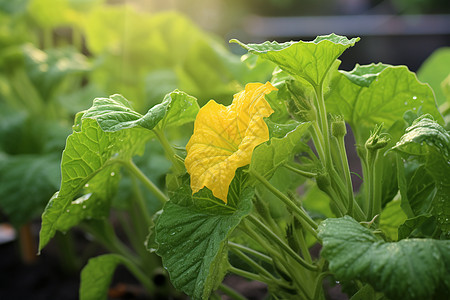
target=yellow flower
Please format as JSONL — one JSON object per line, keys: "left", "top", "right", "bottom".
{"left": 185, "top": 82, "right": 276, "bottom": 203}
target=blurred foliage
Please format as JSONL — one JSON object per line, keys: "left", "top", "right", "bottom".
{"left": 0, "top": 0, "right": 274, "bottom": 228}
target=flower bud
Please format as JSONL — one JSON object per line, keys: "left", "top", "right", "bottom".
{"left": 331, "top": 115, "right": 347, "bottom": 138}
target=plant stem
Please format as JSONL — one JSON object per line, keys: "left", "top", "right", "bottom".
{"left": 153, "top": 129, "right": 185, "bottom": 174}
{"left": 310, "top": 121, "right": 326, "bottom": 163}
{"left": 284, "top": 163, "right": 317, "bottom": 178}
{"left": 296, "top": 229, "right": 313, "bottom": 264}
{"left": 313, "top": 84, "right": 333, "bottom": 169}
{"left": 218, "top": 284, "right": 247, "bottom": 300}
{"left": 367, "top": 151, "right": 381, "bottom": 219}
{"left": 250, "top": 169, "right": 318, "bottom": 237}
{"left": 240, "top": 222, "right": 288, "bottom": 267}
{"left": 82, "top": 220, "right": 140, "bottom": 267}
{"left": 123, "top": 160, "right": 168, "bottom": 204}
{"left": 228, "top": 242, "right": 273, "bottom": 264}
{"left": 247, "top": 215, "right": 318, "bottom": 272}
{"left": 335, "top": 136, "right": 354, "bottom": 213}
{"left": 313, "top": 272, "right": 331, "bottom": 300}
{"left": 228, "top": 265, "right": 266, "bottom": 282}
{"left": 229, "top": 247, "right": 280, "bottom": 284}
{"left": 119, "top": 255, "right": 156, "bottom": 294}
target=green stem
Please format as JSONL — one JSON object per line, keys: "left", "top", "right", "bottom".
{"left": 284, "top": 163, "right": 317, "bottom": 178}
{"left": 250, "top": 169, "right": 318, "bottom": 236}
{"left": 218, "top": 284, "right": 247, "bottom": 300}
{"left": 373, "top": 157, "right": 382, "bottom": 218}
{"left": 123, "top": 160, "right": 168, "bottom": 204}
{"left": 310, "top": 121, "right": 326, "bottom": 163}
{"left": 247, "top": 215, "right": 318, "bottom": 272}
{"left": 319, "top": 181, "right": 346, "bottom": 217}
{"left": 82, "top": 220, "right": 140, "bottom": 267}
{"left": 296, "top": 229, "right": 313, "bottom": 264}
{"left": 367, "top": 151, "right": 380, "bottom": 219}
{"left": 313, "top": 272, "right": 331, "bottom": 300}
{"left": 229, "top": 247, "right": 282, "bottom": 285}
{"left": 228, "top": 265, "right": 266, "bottom": 282}
{"left": 336, "top": 136, "right": 354, "bottom": 214}
{"left": 313, "top": 84, "right": 332, "bottom": 169}
{"left": 153, "top": 129, "right": 185, "bottom": 174}
{"left": 240, "top": 222, "right": 288, "bottom": 267}
{"left": 228, "top": 242, "right": 273, "bottom": 264}
{"left": 120, "top": 255, "right": 156, "bottom": 294}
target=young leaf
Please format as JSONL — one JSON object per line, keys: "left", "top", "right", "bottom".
{"left": 231, "top": 34, "right": 359, "bottom": 88}
{"left": 319, "top": 216, "right": 450, "bottom": 300}
{"left": 82, "top": 91, "right": 199, "bottom": 132}
{"left": 250, "top": 122, "right": 311, "bottom": 179}
{"left": 185, "top": 82, "right": 276, "bottom": 202}
{"left": 391, "top": 115, "right": 450, "bottom": 236}
{"left": 39, "top": 118, "right": 150, "bottom": 251}
{"left": 80, "top": 254, "right": 124, "bottom": 300}
{"left": 379, "top": 198, "right": 407, "bottom": 241}
{"left": 327, "top": 65, "right": 443, "bottom": 144}
{"left": 155, "top": 171, "right": 253, "bottom": 300}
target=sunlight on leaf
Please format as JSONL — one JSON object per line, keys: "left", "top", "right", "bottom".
{"left": 185, "top": 82, "right": 276, "bottom": 202}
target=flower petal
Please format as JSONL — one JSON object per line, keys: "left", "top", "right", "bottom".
{"left": 185, "top": 82, "right": 276, "bottom": 202}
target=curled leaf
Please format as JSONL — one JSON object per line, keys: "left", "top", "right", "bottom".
{"left": 185, "top": 82, "right": 276, "bottom": 202}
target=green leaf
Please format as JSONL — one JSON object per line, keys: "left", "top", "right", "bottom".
{"left": 319, "top": 216, "right": 450, "bottom": 300}
{"left": 82, "top": 91, "right": 199, "bottom": 132}
{"left": 392, "top": 115, "right": 450, "bottom": 236}
{"left": 80, "top": 254, "right": 123, "bottom": 300}
{"left": 417, "top": 47, "right": 450, "bottom": 106}
{"left": 0, "top": 153, "right": 60, "bottom": 227}
{"left": 396, "top": 160, "right": 435, "bottom": 218}
{"left": 39, "top": 118, "right": 150, "bottom": 251}
{"left": 340, "top": 63, "right": 389, "bottom": 88}
{"left": 398, "top": 214, "right": 433, "bottom": 240}
{"left": 327, "top": 65, "right": 443, "bottom": 144}
{"left": 379, "top": 198, "right": 407, "bottom": 241}
{"left": 155, "top": 171, "right": 253, "bottom": 299}
{"left": 231, "top": 34, "right": 359, "bottom": 88}
{"left": 250, "top": 122, "right": 311, "bottom": 179}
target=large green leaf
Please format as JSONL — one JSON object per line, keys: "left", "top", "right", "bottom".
{"left": 231, "top": 33, "right": 359, "bottom": 88}
{"left": 391, "top": 115, "right": 450, "bottom": 236}
{"left": 250, "top": 122, "right": 311, "bottom": 179}
{"left": 80, "top": 254, "right": 124, "bottom": 300}
{"left": 417, "top": 47, "right": 450, "bottom": 106}
{"left": 319, "top": 216, "right": 450, "bottom": 300}
{"left": 0, "top": 153, "right": 60, "bottom": 227}
{"left": 155, "top": 171, "right": 253, "bottom": 299}
{"left": 327, "top": 65, "right": 443, "bottom": 144}
{"left": 82, "top": 91, "right": 199, "bottom": 132}
{"left": 39, "top": 117, "right": 150, "bottom": 251}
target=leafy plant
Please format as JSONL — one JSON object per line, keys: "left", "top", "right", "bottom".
{"left": 36, "top": 30, "right": 450, "bottom": 300}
